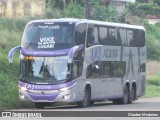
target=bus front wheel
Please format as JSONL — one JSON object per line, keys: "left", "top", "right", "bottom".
{"left": 34, "top": 102, "right": 45, "bottom": 109}
{"left": 77, "top": 88, "right": 90, "bottom": 108}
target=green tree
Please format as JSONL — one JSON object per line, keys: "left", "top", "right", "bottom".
{"left": 46, "top": 0, "right": 84, "bottom": 9}
{"left": 154, "top": 0, "right": 160, "bottom": 5}
{"left": 89, "top": 0, "right": 118, "bottom": 21}
{"left": 136, "top": 0, "right": 148, "bottom": 3}
{"left": 128, "top": 2, "right": 160, "bottom": 17}
{"left": 61, "top": 3, "right": 84, "bottom": 18}
{"left": 46, "top": 0, "right": 65, "bottom": 9}
{"left": 68, "top": 0, "right": 84, "bottom": 5}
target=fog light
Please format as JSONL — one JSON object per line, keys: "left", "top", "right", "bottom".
{"left": 62, "top": 94, "right": 70, "bottom": 100}
{"left": 19, "top": 94, "right": 25, "bottom": 99}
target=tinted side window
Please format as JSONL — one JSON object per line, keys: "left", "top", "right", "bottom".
{"left": 86, "top": 24, "right": 99, "bottom": 47}
{"left": 95, "top": 26, "right": 122, "bottom": 46}
{"left": 86, "top": 62, "right": 100, "bottom": 78}
{"left": 72, "top": 60, "right": 83, "bottom": 79}
{"left": 137, "top": 30, "right": 145, "bottom": 47}
{"left": 129, "top": 29, "right": 145, "bottom": 47}
{"left": 119, "top": 28, "right": 127, "bottom": 46}
{"left": 98, "top": 26, "right": 109, "bottom": 45}
{"left": 108, "top": 27, "right": 117, "bottom": 45}
{"left": 86, "top": 24, "right": 145, "bottom": 47}
{"left": 74, "top": 23, "right": 87, "bottom": 45}
{"left": 86, "top": 61, "right": 126, "bottom": 79}
{"left": 127, "top": 29, "right": 134, "bottom": 46}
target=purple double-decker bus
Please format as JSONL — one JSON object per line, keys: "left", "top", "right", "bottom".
{"left": 8, "top": 18, "right": 146, "bottom": 108}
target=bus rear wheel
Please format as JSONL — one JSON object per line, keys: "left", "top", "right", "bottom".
{"left": 77, "top": 88, "right": 90, "bottom": 108}
{"left": 112, "top": 99, "right": 121, "bottom": 104}
{"left": 128, "top": 85, "right": 136, "bottom": 104}
{"left": 119, "top": 85, "right": 129, "bottom": 104}
{"left": 90, "top": 101, "right": 94, "bottom": 106}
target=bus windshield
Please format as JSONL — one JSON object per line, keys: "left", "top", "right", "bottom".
{"left": 21, "top": 22, "right": 75, "bottom": 50}
{"left": 20, "top": 56, "right": 71, "bottom": 84}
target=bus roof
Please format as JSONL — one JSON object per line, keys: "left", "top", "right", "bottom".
{"left": 29, "top": 18, "right": 145, "bottom": 30}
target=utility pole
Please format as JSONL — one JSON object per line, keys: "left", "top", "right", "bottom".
{"left": 84, "top": 0, "right": 90, "bottom": 19}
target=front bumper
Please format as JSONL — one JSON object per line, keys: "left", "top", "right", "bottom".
{"left": 19, "top": 89, "right": 75, "bottom": 103}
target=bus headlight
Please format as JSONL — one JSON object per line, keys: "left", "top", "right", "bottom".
{"left": 20, "top": 86, "right": 28, "bottom": 92}
{"left": 59, "top": 87, "right": 70, "bottom": 92}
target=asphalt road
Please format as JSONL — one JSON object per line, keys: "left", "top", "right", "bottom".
{"left": 3, "top": 97, "right": 159, "bottom": 120}
{"left": 10, "top": 97, "right": 160, "bottom": 111}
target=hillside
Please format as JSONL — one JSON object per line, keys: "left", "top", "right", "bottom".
{"left": 0, "top": 18, "right": 30, "bottom": 110}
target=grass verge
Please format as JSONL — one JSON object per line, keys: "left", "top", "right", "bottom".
{"left": 144, "top": 75, "right": 160, "bottom": 98}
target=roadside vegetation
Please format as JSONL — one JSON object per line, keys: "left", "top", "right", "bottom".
{"left": 0, "top": 18, "right": 33, "bottom": 110}
{"left": 145, "top": 75, "right": 160, "bottom": 98}
{"left": 145, "top": 61, "right": 160, "bottom": 98}
{"left": 0, "top": 0, "right": 160, "bottom": 110}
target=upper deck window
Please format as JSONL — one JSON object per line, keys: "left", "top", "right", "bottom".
{"left": 74, "top": 23, "right": 86, "bottom": 45}
{"left": 22, "top": 22, "right": 75, "bottom": 50}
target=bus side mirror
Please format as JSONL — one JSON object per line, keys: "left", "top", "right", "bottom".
{"left": 68, "top": 45, "right": 84, "bottom": 63}
{"left": 8, "top": 46, "right": 21, "bottom": 63}
{"left": 68, "top": 46, "right": 79, "bottom": 63}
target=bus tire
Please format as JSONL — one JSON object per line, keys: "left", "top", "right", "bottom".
{"left": 128, "top": 85, "right": 136, "bottom": 104}
{"left": 34, "top": 102, "right": 45, "bottom": 109}
{"left": 77, "top": 88, "right": 90, "bottom": 108}
{"left": 133, "top": 85, "right": 136, "bottom": 101}
{"left": 112, "top": 99, "right": 121, "bottom": 104}
{"left": 119, "top": 85, "right": 129, "bottom": 104}
{"left": 90, "top": 101, "right": 94, "bottom": 106}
